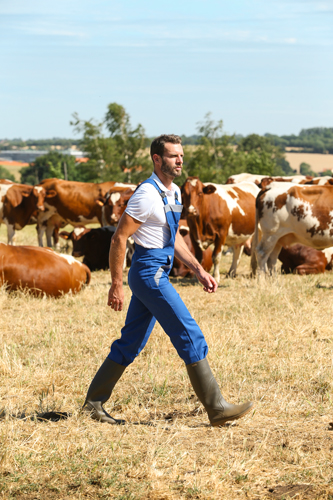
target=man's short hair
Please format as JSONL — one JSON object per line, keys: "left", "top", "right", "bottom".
{"left": 150, "top": 134, "right": 182, "bottom": 160}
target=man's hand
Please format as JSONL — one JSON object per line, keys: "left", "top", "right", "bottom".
{"left": 196, "top": 268, "right": 218, "bottom": 293}
{"left": 108, "top": 282, "right": 125, "bottom": 311}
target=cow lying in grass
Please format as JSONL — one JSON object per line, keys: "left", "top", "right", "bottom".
{"left": 278, "top": 244, "right": 333, "bottom": 275}
{"left": 0, "top": 243, "right": 90, "bottom": 297}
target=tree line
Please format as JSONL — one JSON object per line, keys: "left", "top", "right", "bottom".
{"left": 2, "top": 103, "right": 332, "bottom": 185}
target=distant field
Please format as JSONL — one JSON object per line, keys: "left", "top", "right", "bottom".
{"left": 0, "top": 161, "right": 27, "bottom": 182}
{"left": 284, "top": 153, "right": 333, "bottom": 174}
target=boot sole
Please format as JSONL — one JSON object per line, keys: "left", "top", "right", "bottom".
{"left": 210, "top": 402, "right": 254, "bottom": 427}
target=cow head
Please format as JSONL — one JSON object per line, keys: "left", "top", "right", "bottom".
{"left": 32, "top": 186, "right": 46, "bottom": 211}
{"left": 103, "top": 188, "right": 134, "bottom": 225}
{"left": 181, "top": 177, "right": 216, "bottom": 218}
{"left": 59, "top": 227, "right": 91, "bottom": 257}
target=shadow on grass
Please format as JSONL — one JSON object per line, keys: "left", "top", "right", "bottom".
{"left": 0, "top": 409, "right": 70, "bottom": 422}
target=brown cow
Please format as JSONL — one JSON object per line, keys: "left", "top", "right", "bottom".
{"left": 0, "top": 181, "right": 46, "bottom": 244}
{"left": 170, "top": 221, "right": 213, "bottom": 278}
{"left": 278, "top": 244, "right": 333, "bottom": 275}
{"left": 0, "top": 243, "right": 90, "bottom": 297}
{"left": 251, "top": 182, "right": 333, "bottom": 275}
{"left": 36, "top": 179, "right": 133, "bottom": 247}
{"left": 101, "top": 185, "right": 136, "bottom": 226}
{"left": 181, "top": 177, "right": 259, "bottom": 281}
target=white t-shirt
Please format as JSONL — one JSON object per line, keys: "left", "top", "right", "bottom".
{"left": 125, "top": 172, "right": 182, "bottom": 248}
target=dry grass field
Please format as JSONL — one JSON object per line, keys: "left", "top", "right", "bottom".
{"left": 1, "top": 225, "right": 333, "bottom": 499}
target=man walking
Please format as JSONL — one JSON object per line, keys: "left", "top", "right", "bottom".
{"left": 83, "top": 134, "right": 253, "bottom": 426}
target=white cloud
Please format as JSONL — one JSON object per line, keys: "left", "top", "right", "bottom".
{"left": 284, "top": 38, "right": 297, "bottom": 44}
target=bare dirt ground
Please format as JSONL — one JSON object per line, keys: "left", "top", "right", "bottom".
{"left": 1, "top": 225, "right": 333, "bottom": 499}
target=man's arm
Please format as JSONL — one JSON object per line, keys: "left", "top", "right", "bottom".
{"left": 174, "top": 230, "right": 218, "bottom": 293}
{"left": 108, "top": 212, "right": 142, "bottom": 311}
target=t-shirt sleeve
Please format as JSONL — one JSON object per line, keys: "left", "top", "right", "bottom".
{"left": 125, "top": 184, "right": 156, "bottom": 223}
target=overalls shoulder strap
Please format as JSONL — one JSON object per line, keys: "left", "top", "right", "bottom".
{"left": 136, "top": 179, "right": 183, "bottom": 214}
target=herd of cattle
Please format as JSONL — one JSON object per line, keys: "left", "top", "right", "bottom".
{"left": 1, "top": 171, "right": 333, "bottom": 297}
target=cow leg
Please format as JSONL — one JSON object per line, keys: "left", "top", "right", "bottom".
{"left": 52, "top": 227, "right": 61, "bottom": 250}
{"left": 228, "top": 245, "right": 243, "bottom": 277}
{"left": 6, "top": 224, "right": 16, "bottom": 245}
{"left": 37, "top": 223, "right": 46, "bottom": 247}
{"left": 267, "top": 243, "right": 282, "bottom": 275}
{"left": 45, "top": 224, "right": 54, "bottom": 248}
{"left": 212, "top": 243, "right": 224, "bottom": 283}
{"left": 256, "top": 237, "right": 280, "bottom": 275}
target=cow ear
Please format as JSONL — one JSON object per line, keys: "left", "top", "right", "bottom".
{"left": 203, "top": 184, "right": 216, "bottom": 195}
{"left": 45, "top": 190, "right": 57, "bottom": 198}
{"left": 179, "top": 226, "right": 189, "bottom": 237}
{"left": 260, "top": 178, "right": 272, "bottom": 190}
{"left": 21, "top": 190, "right": 31, "bottom": 198}
{"left": 96, "top": 199, "right": 104, "bottom": 206}
{"left": 5, "top": 188, "right": 23, "bottom": 207}
{"left": 59, "top": 231, "right": 70, "bottom": 240}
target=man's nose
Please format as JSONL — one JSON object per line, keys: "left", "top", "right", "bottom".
{"left": 177, "top": 155, "right": 183, "bottom": 163}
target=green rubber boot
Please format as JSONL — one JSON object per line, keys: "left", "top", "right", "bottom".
{"left": 83, "top": 357, "right": 126, "bottom": 424}
{"left": 186, "top": 358, "right": 253, "bottom": 426}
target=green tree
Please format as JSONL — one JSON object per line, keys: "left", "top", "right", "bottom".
{"left": 71, "top": 103, "right": 151, "bottom": 183}
{"left": 0, "top": 165, "right": 15, "bottom": 182}
{"left": 300, "top": 162, "right": 316, "bottom": 177}
{"left": 320, "top": 170, "right": 333, "bottom": 177}
{"left": 180, "top": 114, "right": 289, "bottom": 184}
{"left": 20, "top": 151, "right": 78, "bottom": 185}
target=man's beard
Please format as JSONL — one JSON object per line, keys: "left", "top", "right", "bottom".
{"left": 161, "top": 158, "right": 182, "bottom": 178}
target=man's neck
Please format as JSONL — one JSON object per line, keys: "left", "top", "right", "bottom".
{"left": 153, "top": 170, "right": 174, "bottom": 191}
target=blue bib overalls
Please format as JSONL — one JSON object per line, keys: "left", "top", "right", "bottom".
{"left": 108, "top": 179, "right": 208, "bottom": 367}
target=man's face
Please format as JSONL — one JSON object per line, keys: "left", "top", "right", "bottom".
{"left": 159, "top": 143, "right": 184, "bottom": 179}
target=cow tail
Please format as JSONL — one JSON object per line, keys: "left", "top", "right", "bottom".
{"left": 250, "top": 196, "right": 260, "bottom": 277}
{"left": 83, "top": 264, "right": 91, "bottom": 285}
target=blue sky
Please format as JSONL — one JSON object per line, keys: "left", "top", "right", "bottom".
{"left": 1, "top": 0, "right": 332, "bottom": 140}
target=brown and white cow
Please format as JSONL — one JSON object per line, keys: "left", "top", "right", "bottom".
{"left": 170, "top": 221, "right": 213, "bottom": 278}
{"left": 258, "top": 175, "right": 314, "bottom": 189}
{"left": 227, "top": 173, "right": 312, "bottom": 186}
{"left": 251, "top": 182, "right": 333, "bottom": 275}
{"left": 302, "top": 176, "right": 333, "bottom": 186}
{"left": 181, "top": 177, "right": 259, "bottom": 281}
{"left": 101, "top": 185, "right": 136, "bottom": 226}
{"left": 0, "top": 243, "right": 90, "bottom": 297}
{"left": 0, "top": 181, "right": 46, "bottom": 244}
{"left": 36, "top": 179, "right": 133, "bottom": 247}
{"left": 278, "top": 244, "right": 333, "bottom": 275}
{"left": 226, "top": 173, "right": 267, "bottom": 185}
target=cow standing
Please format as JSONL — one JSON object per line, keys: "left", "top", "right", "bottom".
{"left": 0, "top": 181, "right": 46, "bottom": 244}
{"left": 181, "top": 177, "right": 259, "bottom": 282}
{"left": 36, "top": 179, "right": 119, "bottom": 247}
{"left": 226, "top": 173, "right": 312, "bottom": 186}
{"left": 0, "top": 243, "right": 90, "bottom": 297}
{"left": 251, "top": 182, "right": 333, "bottom": 275}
